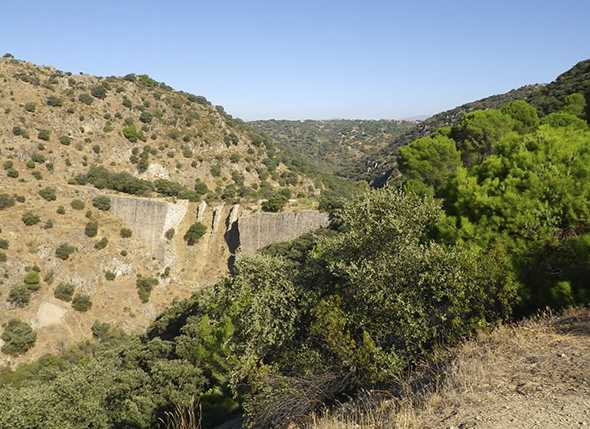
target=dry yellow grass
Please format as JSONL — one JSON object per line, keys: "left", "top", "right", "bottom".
{"left": 310, "top": 308, "right": 590, "bottom": 429}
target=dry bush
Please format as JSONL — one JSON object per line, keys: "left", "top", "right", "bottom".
{"left": 160, "top": 397, "right": 201, "bottom": 429}
{"left": 308, "top": 308, "right": 590, "bottom": 429}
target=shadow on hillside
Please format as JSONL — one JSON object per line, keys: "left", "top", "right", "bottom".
{"left": 224, "top": 219, "right": 240, "bottom": 274}
{"left": 552, "top": 308, "right": 590, "bottom": 337}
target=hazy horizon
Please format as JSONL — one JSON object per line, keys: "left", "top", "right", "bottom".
{"left": 3, "top": 0, "right": 589, "bottom": 121}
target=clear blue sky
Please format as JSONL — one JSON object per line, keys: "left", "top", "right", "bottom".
{"left": 2, "top": 1, "right": 589, "bottom": 120}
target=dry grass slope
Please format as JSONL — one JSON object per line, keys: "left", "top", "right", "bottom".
{"left": 311, "top": 308, "right": 590, "bottom": 429}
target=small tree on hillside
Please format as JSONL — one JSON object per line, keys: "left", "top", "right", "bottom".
{"left": 184, "top": 222, "right": 206, "bottom": 245}
{"left": 1, "top": 319, "right": 36, "bottom": 355}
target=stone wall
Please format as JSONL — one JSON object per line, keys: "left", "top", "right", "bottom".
{"left": 236, "top": 210, "right": 330, "bottom": 255}
{"left": 106, "top": 193, "right": 329, "bottom": 263}
{"left": 109, "top": 194, "right": 188, "bottom": 262}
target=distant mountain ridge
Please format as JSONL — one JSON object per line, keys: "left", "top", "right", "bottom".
{"left": 371, "top": 58, "right": 590, "bottom": 185}
{"left": 249, "top": 118, "right": 415, "bottom": 180}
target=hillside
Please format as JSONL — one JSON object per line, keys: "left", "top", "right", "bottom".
{"left": 312, "top": 308, "right": 590, "bottom": 429}
{"left": 371, "top": 58, "right": 590, "bottom": 185}
{"left": 249, "top": 119, "right": 415, "bottom": 180}
{"left": 0, "top": 56, "right": 319, "bottom": 201}
{"left": 0, "top": 56, "right": 331, "bottom": 366}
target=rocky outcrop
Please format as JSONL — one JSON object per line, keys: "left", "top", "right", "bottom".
{"left": 236, "top": 210, "right": 329, "bottom": 255}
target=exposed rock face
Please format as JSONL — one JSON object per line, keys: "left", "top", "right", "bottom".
{"left": 109, "top": 195, "right": 188, "bottom": 262}
{"left": 211, "top": 204, "right": 225, "bottom": 233}
{"left": 197, "top": 201, "right": 208, "bottom": 221}
{"left": 236, "top": 210, "right": 329, "bottom": 255}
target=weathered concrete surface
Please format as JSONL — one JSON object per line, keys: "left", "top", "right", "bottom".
{"left": 237, "top": 210, "right": 329, "bottom": 255}
{"left": 109, "top": 195, "right": 188, "bottom": 262}
{"left": 107, "top": 192, "right": 327, "bottom": 263}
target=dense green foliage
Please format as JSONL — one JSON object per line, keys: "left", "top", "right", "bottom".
{"left": 398, "top": 97, "right": 590, "bottom": 312}
{"left": 92, "top": 196, "right": 111, "bottom": 211}
{"left": 75, "top": 166, "right": 204, "bottom": 201}
{"left": 261, "top": 192, "right": 288, "bottom": 212}
{"left": 0, "top": 186, "right": 512, "bottom": 428}
{"left": 1, "top": 320, "right": 36, "bottom": 356}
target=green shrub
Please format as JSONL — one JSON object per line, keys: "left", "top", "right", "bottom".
{"left": 105, "top": 271, "right": 116, "bottom": 281}
{"left": 85, "top": 222, "right": 98, "bottom": 237}
{"left": 0, "top": 239, "right": 8, "bottom": 249}
{"left": 24, "top": 102, "right": 36, "bottom": 112}
{"left": 31, "top": 152, "right": 46, "bottom": 164}
{"left": 71, "top": 199, "right": 85, "bottom": 210}
{"left": 59, "top": 135, "right": 72, "bottom": 145}
{"left": 0, "top": 194, "right": 15, "bottom": 210}
{"left": 76, "top": 166, "right": 152, "bottom": 196}
{"left": 139, "top": 111, "right": 153, "bottom": 123}
{"left": 24, "top": 271, "right": 41, "bottom": 291}
{"left": 56, "top": 206, "right": 66, "bottom": 215}
{"left": 262, "top": 193, "right": 288, "bottom": 212}
{"left": 92, "top": 196, "right": 111, "bottom": 211}
{"left": 54, "top": 283, "right": 75, "bottom": 302}
{"left": 6, "top": 168, "right": 19, "bottom": 178}
{"left": 72, "top": 293, "right": 92, "bottom": 312}
{"left": 78, "top": 93, "right": 93, "bottom": 105}
{"left": 120, "top": 228, "right": 132, "bottom": 238}
{"left": 1, "top": 319, "right": 36, "bottom": 355}
{"left": 0, "top": 252, "right": 6, "bottom": 263}
{"left": 46, "top": 95, "right": 63, "bottom": 107}
{"left": 38, "top": 187, "right": 57, "bottom": 201}
{"left": 184, "top": 222, "right": 206, "bottom": 245}
{"left": 91, "top": 321, "right": 113, "bottom": 340}
{"left": 55, "top": 243, "right": 76, "bottom": 260}
{"left": 38, "top": 129, "right": 51, "bottom": 141}
{"left": 153, "top": 179, "right": 199, "bottom": 200}
{"left": 91, "top": 85, "right": 107, "bottom": 99}
{"left": 194, "top": 178, "right": 208, "bottom": 195}
{"left": 165, "top": 228, "right": 175, "bottom": 240}
{"left": 22, "top": 212, "right": 40, "bottom": 226}
{"left": 94, "top": 237, "right": 108, "bottom": 250}
{"left": 7, "top": 285, "right": 32, "bottom": 308}
{"left": 122, "top": 124, "right": 144, "bottom": 143}
{"left": 136, "top": 276, "right": 158, "bottom": 303}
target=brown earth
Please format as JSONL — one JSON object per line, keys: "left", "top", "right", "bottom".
{"left": 0, "top": 56, "right": 324, "bottom": 366}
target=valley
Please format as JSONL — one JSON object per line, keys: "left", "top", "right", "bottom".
{"left": 0, "top": 50, "right": 589, "bottom": 429}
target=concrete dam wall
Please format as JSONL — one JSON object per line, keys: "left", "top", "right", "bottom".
{"left": 236, "top": 210, "right": 330, "bottom": 255}
{"left": 105, "top": 194, "right": 329, "bottom": 264}
{"left": 109, "top": 195, "right": 188, "bottom": 262}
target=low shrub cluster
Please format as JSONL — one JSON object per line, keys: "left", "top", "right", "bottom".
{"left": 184, "top": 222, "right": 206, "bottom": 245}
{"left": 55, "top": 243, "right": 76, "bottom": 260}
{"left": 75, "top": 166, "right": 204, "bottom": 201}
{"left": 54, "top": 283, "right": 75, "bottom": 302}
{"left": 1, "top": 320, "right": 36, "bottom": 356}
{"left": 136, "top": 276, "right": 159, "bottom": 303}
